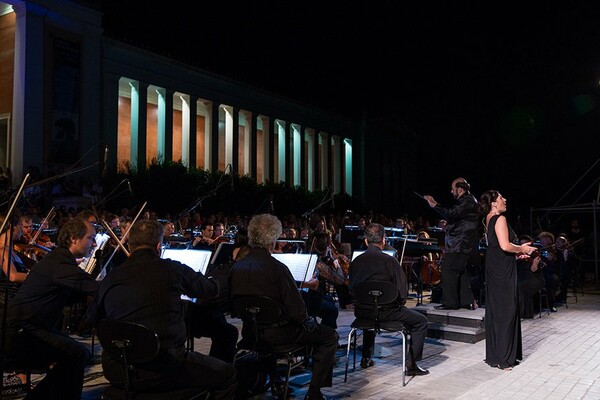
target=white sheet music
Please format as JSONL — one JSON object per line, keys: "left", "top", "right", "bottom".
{"left": 161, "top": 249, "right": 213, "bottom": 302}
{"left": 351, "top": 249, "right": 397, "bottom": 261}
{"left": 272, "top": 253, "right": 318, "bottom": 282}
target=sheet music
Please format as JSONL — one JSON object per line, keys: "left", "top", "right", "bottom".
{"left": 272, "top": 253, "right": 318, "bottom": 282}
{"left": 161, "top": 248, "right": 213, "bottom": 302}
{"left": 79, "top": 232, "right": 110, "bottom": 272}
{"left": 351, "top": 249, "right": 397, "bottom": 261}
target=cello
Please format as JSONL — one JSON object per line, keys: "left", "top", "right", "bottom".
{"left": 417, "top": 231, "right": 442, "bottom": 286}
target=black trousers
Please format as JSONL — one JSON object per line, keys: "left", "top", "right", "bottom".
{"left": 361, "top": 306, "right": 428, "bottom": 365}
{"left": 10, "top": 327, "right": 89, "bottom": 400}
{"left": 103, "top": 345, "right": 238, "bottom": 400}
{"left": 440, "top": 252, "right": 474, "bottom": 308}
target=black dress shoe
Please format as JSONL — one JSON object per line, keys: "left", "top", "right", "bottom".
{"left": 406, "top": 364, "right": 430, "bottom": 376}
{"left": 360, "top": 357, "right": 374, "bottom": 368}
{"left": 434, "top": 305, "right": 459, "bottom": 310}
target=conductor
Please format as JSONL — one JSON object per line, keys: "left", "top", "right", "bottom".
{"left": 423, "top": 177, "right": 479, "bottom": 310}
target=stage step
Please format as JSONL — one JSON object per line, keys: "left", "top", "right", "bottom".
{"left": 413, "top": 303, "right": 486, "bottom": 344}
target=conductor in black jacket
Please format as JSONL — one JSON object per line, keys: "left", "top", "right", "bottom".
{"left": 349, "top": 223, "right": 429, "bottom": 375}
{"left": 424, "top": 177, "right": 480, "bottom": 310}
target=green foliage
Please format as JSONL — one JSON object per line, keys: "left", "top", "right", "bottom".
{"left": 102, "top": 160, "right": 365, "bottom": 219}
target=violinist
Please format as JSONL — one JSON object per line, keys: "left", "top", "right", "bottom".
{"left": 192, "top": 224, "right": 215, "bottom": 250}
{"left": 0, "top": 214, "right": 30, "bottom": 393}
{"left": 0, "top": 214, "right": 30, "bottom": 306}
{"left": 555, "top": 235, "right": 580, "bottom": 303}
{"left": 537, "top": 231, "right": 560, "bottom": 312}
{"left": 516, "top": 234, "right": 546, "bottom": 319}
{"left": 300, "top": 231, "right": 344, "bottom": 329}
{"left": 13, "top": 215, "right": 52, "bottom": 265}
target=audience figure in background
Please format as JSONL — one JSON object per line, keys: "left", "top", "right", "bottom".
{"left": 89, "top": 219, "right": 238, "bottom": 399}
{"left": 229, "top": 214, "right": 338, "bottom": 400}
{"left": 537, "top": 231, "right": 560, "bottom": 312}
{"left": 349, "top": 223, "right": 429, "bottom": 375}
{"left": 424, "top": 177, "right": 480, "bottom": 310}
{"left": 479, "top": 190, "right": 537, "bottom": 371}
{"left": 516, "top": 235, "right": 546, "bottom": 319}
{"left": 5, "top": 218, "right": 99, "bottom": 399}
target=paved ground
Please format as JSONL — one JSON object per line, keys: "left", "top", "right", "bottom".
{"left": 8, "top": 283, "right": 600, "bottom": 400}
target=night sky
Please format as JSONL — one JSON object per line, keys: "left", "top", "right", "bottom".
{"left": 94, "top": 1, "right": 600, "bottom": 226}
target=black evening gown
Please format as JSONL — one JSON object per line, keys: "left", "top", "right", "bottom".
{"left": 484, "top": 215, "right": 522, "bottom": 369}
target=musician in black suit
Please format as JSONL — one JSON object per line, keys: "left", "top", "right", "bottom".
{"left": 5, "top": 218, "right": 99, "bottom": 399}
{"left": 89, "top": 219, "right": 238, "bottom": 399}
{"left": 229, "top": 213, "right": 338, "bottom": 400}
{"left": 348, "top": 223, "right": 429, "bottom": 375}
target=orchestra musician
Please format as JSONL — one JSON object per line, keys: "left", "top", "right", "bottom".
{"left": 192, "top": 224, "right": 215, "bottom": 250}
{"left": 4, "top": 218, "right": 98, "bottom": 399}
{"left": 537, "top": 231, "right": 560, "bottom": 312}
{"left": 516, "top": 234, "right": 546, "bottom": 319}
{"left": 300, "top": 231, "right": 344, "bottom": 329}
{"left": 88, "top": 219, "right": 238, "bottom": 399}
{"left": 555, "top": 235, "right": 580, "bottom": 303}
{"left": 229, "top": 213, "right": 338, "bottom": 400}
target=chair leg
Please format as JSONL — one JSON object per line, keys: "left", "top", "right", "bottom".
{"left": 401, "top": 331, "right": 406, "bottom": 387}
{"left": 344, "top": 328, "right": 356, "bottom": 382}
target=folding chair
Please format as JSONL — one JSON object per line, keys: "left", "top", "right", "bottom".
{"left": 96, "top": 319, "right": 209, "bottom": 400}
{"left": 344, "top": 281, "right": 408, "bottom": 386}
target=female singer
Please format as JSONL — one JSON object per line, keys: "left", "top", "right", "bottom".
{"left": 479, "top": 190, "right": 537, "bottom": 371}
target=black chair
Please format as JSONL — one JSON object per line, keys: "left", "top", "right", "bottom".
{"left": 231, "top": 296, "right": 309, "bottom": 400}
{"left": 344, "top": 281, "right": 408, "bottom": 386}
{"left": 96, "top": 319, "right": 209, "bottom": 400}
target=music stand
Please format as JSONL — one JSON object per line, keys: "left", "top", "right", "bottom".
{"left": 161, "top": 248, "right": 212, "bottom": 302}
{"left": 210, "top": 242, "right": 235, "bottom": 266}
{"left": 271, "top": 253, "right": 318, "bottom": 285}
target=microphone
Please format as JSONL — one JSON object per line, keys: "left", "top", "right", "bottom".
{"left": 127, "top": 179, "right": 133, "bottom": 196}
{"left": 228, "top": 163, "right": 234, "bottom": 192}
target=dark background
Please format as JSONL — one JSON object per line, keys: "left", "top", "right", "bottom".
{"left": 90, "top": 1, "right": 600, "bottom": 229}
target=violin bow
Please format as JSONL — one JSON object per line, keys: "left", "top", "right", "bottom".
{"left": 30, "top": 207, "right": 55, "bottom": 245}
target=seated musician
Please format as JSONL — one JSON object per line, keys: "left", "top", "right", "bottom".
{"left": 516, "top": 235, "right": 546, "bottom": 319}
{"left": 89, "top": 219, "right": 238, "bottom": 399}
{"left": 192, "top": 223, "right": 215, "bottom": 250}
{"left": 538, "top": 231, "right": 560, "bottom": 312}
{"left": 555, "top": 234, "right": 580, "bottom": 303}
{"left": 229, "top": 214, "right": 338, "bottom": 400}
{"left": 187, "top": 227, "right": 240, "bottom": 364}
{"left": 299, "top": 231, "right": 343, "bottom": 329}
{"left": 0, "top": 215, "right": 30, "bottom": 387}
{"left": 5, "top": 218, "right": 99, "bottom": 399}
{"left": 349, "top": 223, "right": 429, "bottom": 375}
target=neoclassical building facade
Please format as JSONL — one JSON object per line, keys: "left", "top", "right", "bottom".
{"left": 0, "top": 0, "right": 364, "bottom": 201}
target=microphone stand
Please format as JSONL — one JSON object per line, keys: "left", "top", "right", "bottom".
{"left": 0, "top": 173, "right": 31, "bottom": 388}
{"left": 301, "top": 187, "right": 333, "bottom": 219}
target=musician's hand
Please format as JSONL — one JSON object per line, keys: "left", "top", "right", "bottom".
{"left": 302, "top": 278, "right": 319, "bottom": 291}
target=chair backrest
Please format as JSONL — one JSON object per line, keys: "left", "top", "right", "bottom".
{"left": 231, "top": 296, "right": 285, "bottom": 326}
{"left": 353, "top": 281, "right": 399, "bottom": 306}
{"left": 96, "top": 319, "right": 160, "bottom": 364}
{"left": 353, "top": 281, "right": 399, "bottom": 332}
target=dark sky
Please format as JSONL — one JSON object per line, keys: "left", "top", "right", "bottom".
{"left": 95, "top": 1, "right": 600, "bottom": 225}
